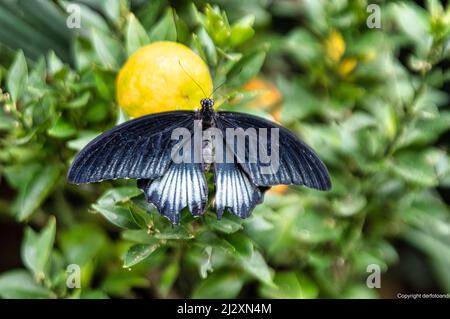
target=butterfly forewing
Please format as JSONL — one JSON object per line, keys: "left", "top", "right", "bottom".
{"left": 215, "top": 112, "right": 331, "bottom": 190}
{"left": 67, "top": 111, "right": 196, "bottom": 184}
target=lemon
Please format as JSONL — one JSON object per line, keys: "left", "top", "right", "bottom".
{"left": 116, "top": 41, "right": 213, "bottom": 117}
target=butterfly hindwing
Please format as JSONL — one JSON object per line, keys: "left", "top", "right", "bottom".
{"left": 215, "top": 111, "right": 331, "bottom": 190}
{"left": 214, "top": 161, "right": 266, "bottom": 219}
{"left": 68, "top": 111, "right": 196, "bottom": 184}
{"left": 137, "top": 162, "right": 207, "bottom": 224}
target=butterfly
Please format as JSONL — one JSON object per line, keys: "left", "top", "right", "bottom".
{"left": 68, "top": 98, "right": 331, "bottom": 224}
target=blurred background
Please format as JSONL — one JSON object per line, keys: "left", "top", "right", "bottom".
{"left": 0, "top": 0, "right": 450, "bottom": 299}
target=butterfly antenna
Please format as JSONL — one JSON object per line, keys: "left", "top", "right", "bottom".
{"left": 178, "top": 60, "right": 207, "bottom": 98}
{"left": 209, "top": 80, "right": 226, "bottom": 98}
{"left": 209, "top": 67, "right": 242, "bottom": 98}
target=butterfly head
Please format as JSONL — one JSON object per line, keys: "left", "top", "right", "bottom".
{"left": 200, "top": 98, "right": 214, "bottom": 110}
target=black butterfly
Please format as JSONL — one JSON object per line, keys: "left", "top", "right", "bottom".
{"left": 68, "top": 98, "right": 331, "bottom": 224}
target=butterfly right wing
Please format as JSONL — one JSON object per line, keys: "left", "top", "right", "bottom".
{"left": 215, "top": 111, "right": 331, "bottom": 190}
{"left": 68, "top": 111, "right": 196, "bottom": 184}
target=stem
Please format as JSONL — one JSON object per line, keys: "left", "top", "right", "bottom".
{"left": 383, "top": 53, "right": 433, "bottom": 157}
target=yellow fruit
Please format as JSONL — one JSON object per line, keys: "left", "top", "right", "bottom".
{"left": 242, "top": 77, "right": 283, "bottom": 122}
{"left": 116, "top": 41, "right": 213, "bottom": 117}
{"left": 325, "top": 30, "right": 345, "bottom": 63}
{"left": 338, "top": 57, "right": 358, "bottom": 77}
{"left": 243, "top": 78, "right": 282, "bottom": 110}
{"left": 268, "top": 184, "right": 289, "bottom": 195}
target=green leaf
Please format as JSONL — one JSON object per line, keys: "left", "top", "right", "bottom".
{"left": 63, "top": 91, "right": 91, "bottom": 109}
{"left": 196, "top": 232, "right": 236, "bottom": 254}
{"left": 191, "top": 33, "right": 207, "bottom": 61}
{"left": 155, "top": 225, "right": 194, "bottom": 240}
{"left": 14, "top": 165, "right": 60, "bottom": 221}
{"left": 227, "top": 50, "right": 266, "bottom": 87}
{"left": 293, "top": 210, "right": 342, "bottom": 244}
{"left": 226, "top": 233, "right": 253, "bottom": 256}
{"left": 259, "top": 272, "right": 318, "bottom": 298}
{"left": 46, "top": 50, "right": 64, "bottom": 74}
{"left": 391, "top": 151, "right": 437, "bottom": 186}
{"left": 101, "top": 271, "right": 149, "bottom": 296}
{"left": 59, "top": 224, "right": 107, "bottom": 266}
{"left": 73, "top": 37, "right": 96, "bottom": 71}
{"left": 0, "top": 108, "right": 16, "bottom": 131}
{"left": 125, "top": 13, "right": 150, "bottom": 56}
{"left": 47, "top": 117, "right": 76, "bottom": 139}
{"left": 197, "top": 27, "right": 217, "bottom": 65}
{"left": 392, "top": 2, "right": 431, "bottom": 55}
{"left": 81, "top": 290, "right": 110, "bottom": 299}
{"left": 21, "top": 216, "right": 56, "bottom": 280}
{"left": 205, "top": 214, "right": 243, "bottom": 234}
{"left": 3, "top": 164, "right": 40, "bottom": 190}
{"left": 67, "top": 132, "right": 98, "bottom": 151}
{"left": 97, "top": 187, "right": 142, "bottom": 206}
{"left": 7, "top": 50, "right": 28, "bottom": 102}
{"left": 396, "top": 112, "right": 450, "bottom": 149}
{"left": 129, "top": 205, "right": 152, "bottom": 229}
{"left": 230, "top": 15, "right": 255, "bottom": 47}
{"left": 0, "top": 270, "right": 52, "bottom": 299}
{"left": 159, "top": 262, "right": 179, "bottom": 297}
{"left": 204, "top": 4, "right": 230, "bottom": 47}
{"left": 122, "top": 229, "right": 155, "bottom": 244}
{"left": 149, "top": 8, "right": 177, "bottom": 42}
{"left": 286, "top": 29, "right": 321, "bottom": 65}
{"left": 227, "top": 234, "right": 273, "bottom": 285}
{"left": 341, "top": 285, "right": 379, "bottom": 299}
{"left": 90, "top": 29, "right": 123, "bottom": 70}
{"left": 136, "top": 0, "right": 165, "bottom": 29}
{"left": 28, "top": 57, "right": 46, "bottom": 90}
{"left": 192, "top": 272, "right": 244, "bottom": 299}
{"left": 174, "top": 11, "right": 189, "bottom": 43}
{"left": 92, "top": 204, "right": 141, "bottom": 229}
{"left": 123, "top": 243, "right": 159, "bottom": 268}
{"left": 332, "top": 195, "right": 367, "bottom": 217}
{"left": 373, "top": 102, "right": 397, "bottom": 140}
{"left": 240, "top": 250, "right": 273, "bottom": 286}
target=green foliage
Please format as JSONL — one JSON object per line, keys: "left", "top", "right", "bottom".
{"left": 1, "top": 0, "right": 450, "bottom": 299}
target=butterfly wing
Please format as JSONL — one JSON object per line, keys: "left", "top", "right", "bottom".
{"left": 214, "top": 161, "right": 266, "bottom": 219}
{"left": 67, "top": 111, "right": 196, "bottom": 184}
{"left": 68, "top": 110, "right": 208, "bottom": 224}
{"left": 215, "top": 111, "right": 331, "bottom": 190}
{"left": 137, "top": 162, "right": 207, "bottom": 224}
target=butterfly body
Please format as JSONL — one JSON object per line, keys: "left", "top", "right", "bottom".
{"left": 68, "top": 98, "right": 331, "bottom": 224}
